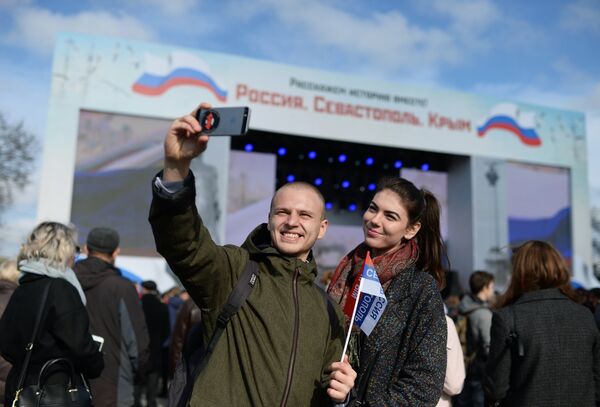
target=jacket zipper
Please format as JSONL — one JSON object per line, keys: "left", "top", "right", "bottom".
{"left": 279, "top": 266, "right": 300, "bottom": 407}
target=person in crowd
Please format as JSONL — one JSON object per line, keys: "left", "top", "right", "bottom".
{"left": 327, "top": 177, "right": 448, "bottom": 406}
{"left": 441, "top": 270, "right": 464, "bottom": 321}
{"left": 455, "top": 271, "right": 494, "bottom": 407}
{"left": 160, "top": 287, "right": 186, "bottom": 396}
{"left": 74, "top": 227, "right": 150, "bottom": 407}
{"left": 168, "top": 294, "right": 200, "bottom": 379}
{"left": 437, "top": 315, "right": 465, "bottom": 406}
{"left": 0, "top": 222, "right": 104, "bottom": 405}
{"left": 0, "top": 259, "right": 19, "bottom": 402}
{"left": 591, "top": 287, "right": 600, "bottom": 331}
{"left": 148, "top": 103, "right": 356, "bottom": 406}
{"left": 485, "top": 240, "right": 600, "bottom": 406}
{"left": 134, "top": 281, "right": 170, "bottom": 407}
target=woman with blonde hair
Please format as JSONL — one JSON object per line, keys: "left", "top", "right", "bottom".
{"left": 0, "top": 221, "right": 104, "bottom": 405}
{"left": 485, "top": 240, "right": 600, "bottom": 406}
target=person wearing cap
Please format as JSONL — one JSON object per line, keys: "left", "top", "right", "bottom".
{"left": 74, "top": 227, "right": 151, "bottom": 407}
{"left": 149, "top": 103, "right": 355, "bottom": 406}
{"left": 133, "top": 281, "right": 169, "bottom": 407}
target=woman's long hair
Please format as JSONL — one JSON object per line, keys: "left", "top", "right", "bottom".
{"left": 497, "top": 240, "right": 575, "bottom": 307}
{"left": 375, "top": 177, "right": 448, "bottom": 288}
{"left": 18, "top": 221, "right": 78, "bottom": 270}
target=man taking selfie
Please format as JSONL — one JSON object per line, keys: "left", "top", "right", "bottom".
{"left": 149, "top": 103, "right": 355, "bottom": 406}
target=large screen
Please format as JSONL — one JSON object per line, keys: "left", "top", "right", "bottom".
{"left": 71, "top": 110, "right": 221, "bottom": 256}
{"left": 506, "top": 162, "right": 572, "bottom": 264}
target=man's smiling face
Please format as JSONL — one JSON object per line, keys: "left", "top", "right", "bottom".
{"left": 267, "top": 184, "right": 328, "bottom": 261}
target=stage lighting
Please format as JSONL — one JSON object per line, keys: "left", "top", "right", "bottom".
{"left": 308, "top": 151, "right": 317, "bottom": 159}
{"left": 314, "top": 178, "right": 323, "bottom": 186}
{"left": 421, "top": 163, "right": 430, "bottom": 171}
{"left": 368, "top": 183, "right": 376, "bottom": 191}
{"left": 365, "top": 157, "right": 374, "bottom": 166}
{"left": 338, "top": 154, "right": 347, "bottom": 163}
{"left": 342, "top": 180, "right": 350, "bottom": 189}
{"left": 348, "top": 203, "right": 357, "bottom": 212}
{"left": 244, "top": 144, "right": 253, "bottom": 152}
{"left": 287, "top": 174, "right": 295, "bottom": 182}
{"left": 325, "top": 202, "right": 333, "bottom": 210}
{"left": 278, "top": 147, "right": 287, "bottom": 156}
{"left": 394, "top": 160, "right": 403, "bottom": 169}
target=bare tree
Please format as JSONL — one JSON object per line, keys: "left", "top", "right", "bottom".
{"left": 0, "top": 112, "right": 36, "bottom": 212}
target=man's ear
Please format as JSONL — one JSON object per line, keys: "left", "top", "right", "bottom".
{"left": 112, "top": 247, "right": 121, "bottom": 260}
{"left": 317, "top": 219, "right": 329, "bottom": 240}
{"left": 403, "top": 222, "right": 421, "bottom": 241}
{"left": 83, "top": 245, "right": 90, "bottom": 255}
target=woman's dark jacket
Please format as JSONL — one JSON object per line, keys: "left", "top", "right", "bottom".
{"left": 0, "top": 274, "right": 104, "bottom": 404}
{"left": 0, "top": 279, "right": 17, "bottom": 401}
{"left": 485, "top": 288, "right": 600, "bottom": 406}
{"left": 356, "top": 266, "right": 447, "bottom": 406}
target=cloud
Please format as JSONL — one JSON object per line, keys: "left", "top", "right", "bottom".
{"left": 561, "top": 0, "right": 600, "bottom": 35}
{"left": 240, "top": 0, "right": 464, "bottom": 79}
{"left": 430, "top": 0, "right": 498, "bottom": 33}
{"left": 1, "top": 7, "right": 155, "bottom": 57}
{"left": 0, "top": 0, "right": 33, "bottom": 8}
{"left": 122, "top": 0, "right": 196, "bottom": 16}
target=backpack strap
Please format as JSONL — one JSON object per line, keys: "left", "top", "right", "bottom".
{"left": 314, "top": 285, "right": 340, "bottom": 334}
{"left": 177, "top": 260, "right": 259, "bottom": 407}
{"left": 508, "top": 306, "right": 524, "bottom": 357}
{"left": 14, "top": 281, "right": 51, "bottom": 397}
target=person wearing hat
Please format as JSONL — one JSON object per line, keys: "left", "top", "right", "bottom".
{"left": 74, "top": 227, "right": 150, "bottom": 407}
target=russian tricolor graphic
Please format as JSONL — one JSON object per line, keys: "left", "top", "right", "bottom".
{"left": 132, "top": 51, "right": 227, "bottom": 101}
{"left": 477, "top": 103, "right": 541, "bottom": 146}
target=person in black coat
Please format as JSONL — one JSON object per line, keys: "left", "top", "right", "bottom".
{"left": 485, "top": 240, "right": 600, "bottom": 406}
{"left": 0, "top": 222, "right": 104, "bottom": 406}
{"left": 134, "top": 280, "right": 169, "bottom": 407}
{"left": 327, "top": 177, "right": 447, "bottom": 406}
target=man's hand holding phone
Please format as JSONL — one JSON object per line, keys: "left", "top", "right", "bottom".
{"left": 163, "top": 103, "right": 251, "bottom": 182}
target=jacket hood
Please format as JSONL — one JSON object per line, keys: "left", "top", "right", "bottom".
{"left": 74, "top": 256, "right": 122, "bottom": 290}
{"left": 459, "top": 294, "right": 489, "bottom": 314}
{"left": 241, "top": 223, "right": 319, "bottom": 281}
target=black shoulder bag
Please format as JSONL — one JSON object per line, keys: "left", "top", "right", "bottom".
{"left": 12, "top": 281, "right": 92, "bottom": 407}
{"left": 169, "top": 260, "right": 259, "bottom": 407}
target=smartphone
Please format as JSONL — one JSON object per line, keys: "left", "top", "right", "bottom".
{"left": 195, "top": 106, "right": 251, "bottom": 137}
{"left": 92, "top": 335, "right": 104, "bottom": 351}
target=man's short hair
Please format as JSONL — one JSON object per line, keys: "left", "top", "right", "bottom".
{"left": 469, "top": 270, "right": 494, "bottom": 295}
{"left": 269, "top": 182, "right": 326, "bottom": 220}
{"left": 87, "top": 227, "right": 120, "bottom": 254}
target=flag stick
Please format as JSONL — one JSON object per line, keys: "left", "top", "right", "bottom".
{"left": 340, "top": 277, "right": 364, "bottom": 362}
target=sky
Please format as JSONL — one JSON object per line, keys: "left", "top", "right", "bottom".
{"left": 0, "top": 0, "right": 599, "bottom": 256}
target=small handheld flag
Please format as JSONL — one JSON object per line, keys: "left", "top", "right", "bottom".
{"left": 340, "top": 251, "right": 388, "bottom": 361}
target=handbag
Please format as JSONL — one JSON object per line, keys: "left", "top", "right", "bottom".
{"left": 12, "top": 281, "right": 92, "bottom": 407}
{"left": 13, "top": 358, "right": 92, "bottom": 407}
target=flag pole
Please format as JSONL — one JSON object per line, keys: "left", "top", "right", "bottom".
{"left": 340, "top": 277, "right": 364, "bottom": 362}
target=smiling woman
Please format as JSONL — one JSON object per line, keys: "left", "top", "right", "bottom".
{"left": 327, "top": 176, "right": 449, "bottom": 406}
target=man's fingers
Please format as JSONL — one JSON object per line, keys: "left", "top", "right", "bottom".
{"left": 326, "top": 387, "right": 345, "bottom": 403}
{"left": 177, "top": 114, "right": 202, "bottom": 134}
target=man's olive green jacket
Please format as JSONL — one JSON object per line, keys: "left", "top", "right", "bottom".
{"left": 149, "top": 172, "right": 345, "bottom": 406}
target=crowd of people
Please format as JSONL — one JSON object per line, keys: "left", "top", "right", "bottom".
{"left": 0, "top": 102, "right": 599, "bottom": 406}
